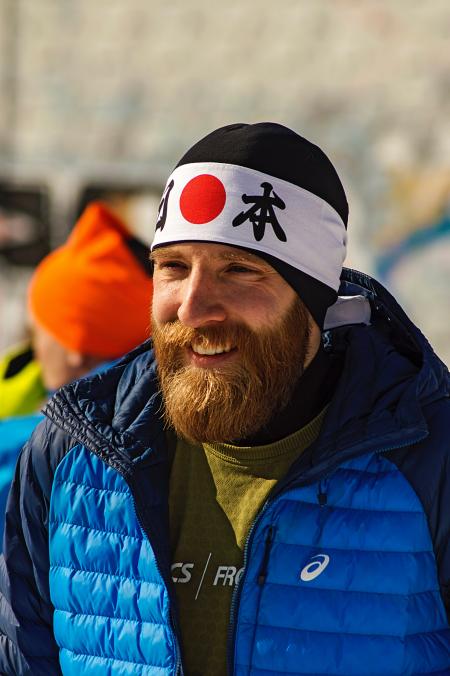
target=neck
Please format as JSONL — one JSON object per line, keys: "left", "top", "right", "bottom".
{"left": 235, "top": 343, "right": 343, "bottom": 446}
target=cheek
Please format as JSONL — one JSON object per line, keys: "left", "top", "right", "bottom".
{"left": 233, "top": 292, "right": 290, "bottom": 330}
{"left": 42, "top": 342, "right": 65, "bottom": 371}
{"left": 151, "top": 283, "right": 180, "bottom": 324}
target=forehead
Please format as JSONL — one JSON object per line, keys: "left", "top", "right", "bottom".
{"left": 152, "top": 242, "right": 274, "bottom": 267}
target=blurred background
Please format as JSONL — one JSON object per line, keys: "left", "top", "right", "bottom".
{"left": 0, "top": 0, "right": 449, "bottom": 362}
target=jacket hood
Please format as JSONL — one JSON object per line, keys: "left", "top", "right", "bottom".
{"left": 44, "top": 268, "right": 449, "bottom": 473}
{"left": 309, "top": 268, "right": 448, "bottom": 465}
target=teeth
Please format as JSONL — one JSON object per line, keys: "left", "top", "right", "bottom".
{"left": 192, "top": 343, "right": 232, "bottom": 355}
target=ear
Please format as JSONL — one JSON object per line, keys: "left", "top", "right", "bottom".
{"left": 66, "top": 351, "right": 84, "bottom": 368}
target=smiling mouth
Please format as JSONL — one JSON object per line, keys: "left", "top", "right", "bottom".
{"left": 191, "top": 342, "right": 234, "bottom": 356}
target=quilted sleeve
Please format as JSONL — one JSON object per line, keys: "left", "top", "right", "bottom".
{"left": 435, "top": 438, "right": 450, "bottom": 621}
{"left": 0, "top": 418, "right": 74, "bottom": 675}
{"left": 386, "top": 396, "right": 450, "bottom": 624}
{"left": 415, "top": 401, "right": 450, "bottom": 622}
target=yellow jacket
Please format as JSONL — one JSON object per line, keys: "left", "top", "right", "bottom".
{"left": 0, "top": 343, "right": 46, "bottom": 419}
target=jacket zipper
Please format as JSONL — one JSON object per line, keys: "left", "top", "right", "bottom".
{"left": 258, "top": 525, "right": 275, "bottom": 586}
{"left": 227, "top": 501, "right": 270, "bottom": 674}
{"left": 226, "top": 430, "right": 428, "bottom": 675}
{"left": 129, "top": 491, "right": 183, "bottom": 675}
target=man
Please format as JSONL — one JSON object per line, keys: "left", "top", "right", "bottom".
{"left": 0, "top": 123, "right": 449, "bottom": 675}
{"left": 0, "top": 201, "right": 153, "bottom": 545}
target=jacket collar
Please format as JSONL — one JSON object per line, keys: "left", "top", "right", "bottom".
{"left": 300, "top": 267, "right": 448, "bottom": 473}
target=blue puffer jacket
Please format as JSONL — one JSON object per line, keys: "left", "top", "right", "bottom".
{"left": 0, "top": 269, "right": 449, "bottom": 675}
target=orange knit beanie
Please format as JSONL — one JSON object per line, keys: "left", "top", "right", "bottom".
{"left": 28, "top": 202, "right": 153, "bottom": 358}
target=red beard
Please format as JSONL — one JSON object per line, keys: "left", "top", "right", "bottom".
{"left": 152, "top": 297, "right": 311, "bottom": 444}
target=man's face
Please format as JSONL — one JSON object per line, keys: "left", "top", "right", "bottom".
{"left": 151, "top": 242, "right": 319, "bottom": 443}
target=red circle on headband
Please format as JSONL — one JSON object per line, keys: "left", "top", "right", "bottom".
{"left": 180, "top": 174, "right": 226, "bottom": 224}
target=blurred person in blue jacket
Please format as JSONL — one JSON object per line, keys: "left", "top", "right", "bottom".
{"left": 0, "top": 123, "right": 449, "bottom": 675}
{"left": 0, "top": 202, "right": 153, "bottom": 546}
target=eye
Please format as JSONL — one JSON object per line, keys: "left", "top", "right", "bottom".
{"left": 227, "top": 264, "right": 259, "bottom": 274}
{"left": 155, "top": 260, "right": 187, "bottom": 271}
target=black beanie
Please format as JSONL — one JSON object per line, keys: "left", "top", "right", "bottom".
{"left": 152, "top": 122, "right": 348, "bottom": 327}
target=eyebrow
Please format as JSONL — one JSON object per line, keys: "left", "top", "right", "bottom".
{"left": 150, "top": 247, "right": 271, "bottom": 267}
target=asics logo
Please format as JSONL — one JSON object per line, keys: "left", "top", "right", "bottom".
{"left": 300, "top": 554, "right": 330, "bottom": 581}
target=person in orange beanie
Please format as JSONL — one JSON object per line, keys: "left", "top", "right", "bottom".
{"left": 0, "top": 201, "right": 153, "bottom": 546}
{"left": 28, "top": 201, "right": 153, "bottom": 389}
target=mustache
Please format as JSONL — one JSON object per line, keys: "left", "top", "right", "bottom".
{"left": 152, "top": 320, "right": 254, "bottom": 350}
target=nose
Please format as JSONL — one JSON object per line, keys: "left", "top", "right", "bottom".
{"left": 177, "top": 268, "right": 227, "bottom": 327}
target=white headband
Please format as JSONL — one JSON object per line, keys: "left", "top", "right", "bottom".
{"left": 151, "top": 162, "right": 347, "bottom": 291}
